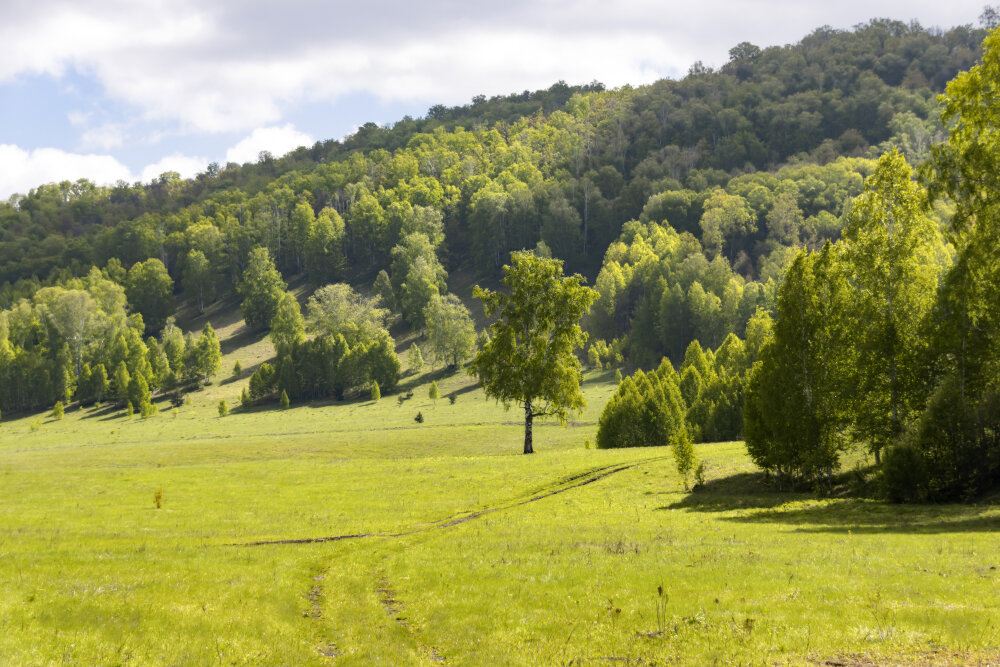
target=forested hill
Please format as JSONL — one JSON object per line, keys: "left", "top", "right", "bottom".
{"left": 1, "top": 18, "right": 985, "bottom": 287}
{"left": 0, "top": 18, "right": 990, "bottom": 388}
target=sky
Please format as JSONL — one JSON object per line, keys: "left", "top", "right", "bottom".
{"left": 0, "top": 1, "right": 989, "bottom": 199}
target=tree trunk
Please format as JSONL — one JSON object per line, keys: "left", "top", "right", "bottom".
{"left": 523, "top": 399, "right": 534, "bottom": 454}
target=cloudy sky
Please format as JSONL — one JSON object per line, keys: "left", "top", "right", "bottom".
{"left": 0, "top": 0, "right": 987, "bottom": 199}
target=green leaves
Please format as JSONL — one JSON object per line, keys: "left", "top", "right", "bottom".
{"left": 470, "top": 251, "right": 596, "bottom": 452}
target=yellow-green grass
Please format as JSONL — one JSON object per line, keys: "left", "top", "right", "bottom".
{"left": 1, "top": 314, "right": 999, "bottom": 664}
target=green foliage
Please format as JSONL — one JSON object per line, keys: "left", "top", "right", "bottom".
{"left": 270, "top": 333, "right": 400, "bottom": 402}
{"left": 233, "top": 360, "right": 242, "bottom": 377}
{"left": 407, "top": 343, "right": 423, "bottom": 375}
{"left": 370, "top": 381, "right": 380, "bottom": 402}
{"left": 52, "top": 401, "right": 64, "bottom": 420}
{"left": 596, "top": 364, "right": 687, "bottom": 450}
{"left": 182, "top": 250, "right": 215, "bottom": 313}
{"left": 125, "top": 258, "right": 174, "bottom": 333}
{"left": 423, "top": 293, "right": 476, "bottom": 368}
{"left": 372, "top": 269, "right": 396, "bottom": 311}
{"left": 218, "top": 399, "right": 228, "bottom": 417}
{"left": 470, "top": 251, "right": 596, "bottom": 454}
{"left": 880, "top": 443, "right": 929, "bottom": 503}
{"left": 249, "top": 363, "right": 276, "bottom": 401}
{"left": 125, "top": 401, "right": 134, "bottom": 417}
{"left": 429, "top": 381, "right": 439, "bottom": 401}
{"left": 279, "top": 389, "right": 290, "bottom": 409}
{"left": 673, "top": 431, "right": 697, "bottom": 488}
{"left": 238, "top": 247, "right": 286, "bottom": 330}
{"left": 305, "top": 284, "right": 389, "bottom": 346}
{"left": 414, "top": 410, "right": 424, "bottom": 423}
{"left": 743, "top": 247, "right": 852, "bottom": 486}
{"left": 841, "top": 150, "right": 940, "bottom": 460}
{"left": 269, "top": 292, "right": 305, "bottom": 357}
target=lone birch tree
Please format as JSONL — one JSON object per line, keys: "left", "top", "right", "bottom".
{"left": 469, "top": 251, "right": 596, "bottom": 454}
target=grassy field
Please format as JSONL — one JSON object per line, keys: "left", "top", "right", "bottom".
{"left": 1, "top": 310, "right": 999, "bottom": 665}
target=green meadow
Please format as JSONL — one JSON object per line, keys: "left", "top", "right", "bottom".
{"left": 1, "top": 310, "right": 998, "bottom": 665}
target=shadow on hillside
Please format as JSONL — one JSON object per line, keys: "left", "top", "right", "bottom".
{"left": 661, "top": 471, "right": 1000, "bottom": 535}
{"left": 220, "top": 325, "right": 269, "bottom": 356}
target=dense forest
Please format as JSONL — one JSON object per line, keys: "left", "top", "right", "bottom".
{"left": 2, "top": 17, "right": 999, "bottom": 500}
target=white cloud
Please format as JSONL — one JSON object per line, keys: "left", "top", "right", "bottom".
{"left": 224, "top": 125, "right": 313, "bottom": 165}
{"left": 139, "top": 153, "right": 209, "bottom": 182}
{"left": 0, "top": 1, "right": 982, "bottom": 134}
{"left": 79, "top": 124, "right": 125, "bottom": 151}
{"left": 0, "top": 144, "right": 132, "bottom": 199}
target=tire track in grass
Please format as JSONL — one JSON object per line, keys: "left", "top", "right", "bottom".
{"left": 234, "top": 455, "right": 670, "bottom": 547}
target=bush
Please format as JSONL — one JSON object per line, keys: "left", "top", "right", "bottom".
{"left": 414, "top": 411, "right": 424, "bottom": 423}
{"left": 279, "top": 389, "right": 290, "bottom": 409}
{"left": 154, "top": 487, "right": 163, "bottom": 509}
{"left": 218, "top": 399, "right": 229, "bottom": 417}
{"left": 597, "top": 363, "right": 687, "bottom": 449}
{"left": 880, "top": 443, "right": 929, "bottom": 503}
{"left": 371, "top": 381, "right": 380, "bottom": 401}
{"left": 52, "top": 401, "right": 64, "bottom": 420}
{"left": 233, "top": 360, "right": 242, "bottom": 377}
{"left": 907, "top": 376, "right": 1000, "bottom": 501}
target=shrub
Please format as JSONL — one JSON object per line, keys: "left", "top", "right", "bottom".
{"left": 880, "top": 443, "right": 929, "bottom": 503}
{"left": 429, "top": 381, "right": 439, "bottom": 401}
{"left": 448, "top": 394, "right": 457, "bottom": 405}
{"left": 414, "top": 411, "right": 424, "bottom": 423}
{"left": 218, "top": 399, "right": 229, "bottom": 417}
{"left": 279, "top": 389, "right": 290, "bottom": 409}
{"left": 154, "top": 487, "right": 163, "bottom": 509}
{"left": 233, "top": 360, "right": 242, "bottom": 377}
{"left": 52, "top": 401, "right": 64, "bottom": 420}
{"left": 29, "top": 418, "right": 42, "bottom": 431}
{"left": 371, "top": 381, "right": 380, "bottom": 402}
{"left": 597, "top": 363, "right": 688, "bottom": 449}
{"left": 126, "top": 401, "right": 134, "bottom": 417}
{"left": 674, "top": 431, "right": 697, "bottom": 489}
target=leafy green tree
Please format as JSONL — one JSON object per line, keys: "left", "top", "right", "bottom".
{"left": 218, "top": 399, "right": 228, "bottom": 417}
{"left": 44, "top": 288, "right": 98, "bottom": 376}
{"left": 429, "top": 381, "right": 440, "bottom": 402}
{"left": 842, "top": 150, "right": 939, "bottom": 462}
{"left": 126, "top": 258, "right": 174, "bottom": 333}
{"left": 407, "top": 343, "right": 424, "bottom": 375}
{"left": 371, "top": 380, "right": 381, "bottom": 402}
{"left": 114, "top": 361, "right": 131, "bottom": 404}
{"left": 270, "top": 292, "right": 305, "bottom": 357}
{"left": 182, "top": 250, "right": 214, "bottom": 313}
{"left": 597, "top": 363, "right": 688, "bottom": 449}
{"left": 743, "top": 246, "right": 853, "bottom": 486}
{"left": 189, "top": 323, "right": 222, "bottom": 381}
{"left": 52, "top": 400, "right": 64, "bottom": 420}
{"left": 238, "top": 247, "right": 286, "bottom": 330}
{"left": 699, "top": 190, "right": 756, "bottom": 261}
{"left": 306, "top": 284, "right": 389, "bottom": 345}
{"left": 304, "top": 208, "right": 346, "bottom": 283}
{"left": 469, "top": 251, "right": 596, "bottom": 454}
{"left": 373, "top": 269, "right": 396, "bottom": 311}
{"left": 423, "top": 293, "right": 476, "bottom": 368}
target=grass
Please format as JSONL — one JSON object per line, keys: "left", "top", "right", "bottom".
{"left": 1, "top": 308, "right": 999, "bottom": 664}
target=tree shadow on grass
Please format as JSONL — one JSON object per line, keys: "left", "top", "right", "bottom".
{"left": 660, "top": 471, "right": 1000, "bottom": 535}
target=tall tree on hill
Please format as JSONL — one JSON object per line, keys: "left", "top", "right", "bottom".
{"left": 469, "top": 251, "right": 596, "bottom": 454}
{"left": 842, "top": 150, "right": 939, "bottom": 463}
{"left": 125, "top": 258, "right": 174, "bottom": 334}
{"left": 238, "top": 247, "right": 286, "bottom": 330}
